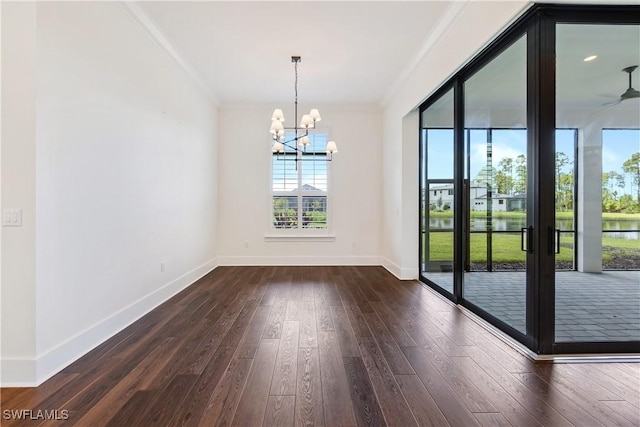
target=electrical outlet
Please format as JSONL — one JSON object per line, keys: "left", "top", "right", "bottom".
{"left": 2, "top": 209, "right": 22, "bottom": 227}
{"left": 160, "top": 262, "right": 165, "bottom": 273}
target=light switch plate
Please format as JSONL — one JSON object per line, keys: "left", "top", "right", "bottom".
{"left": 2, "top": 209, "right": 23, "bottom": 227}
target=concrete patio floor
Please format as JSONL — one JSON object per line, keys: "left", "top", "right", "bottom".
{"left": 423, "top": 270, "right": 640, "bottom": 342}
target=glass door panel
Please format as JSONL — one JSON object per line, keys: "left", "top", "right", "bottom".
{"left": 463, "top": 35, "right": 528, "bottom": 334}
{"left": 556, "top": 23, "right": 640, "bottom": 343}
{"left": 420, "top": 88, "right": 454, "bottom": 294}
{"left": 555, "top": 129, "right": 577, "bottom": 271}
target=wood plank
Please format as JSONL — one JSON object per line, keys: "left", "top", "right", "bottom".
{"left": 342, "top": 357, "right": 386, "bottom": 427}
{"left": 232, "top": 339, "right": 279, "bottom": 426}
{"left": 299, "top": 301, "right": 318, "bottom": 348}
{"left": 587, "top": 363, "right": 640, "bottom": 406}
{"left": 347, "top": 285, "right": 375, "bottom": 313}
{"left": 589, "top": 363, "right": 640, "bottom": 398}
{"left": 343, "top": 303, "right": 372, "bottom": 337}
{"left": 402, "top": 346, "right": 480, "bottom": 427}
{"left": 263, "top": 395, "right": 296, "bottom": 427}
{"left": 420, "top": 342, "right": 497, "bottom": 413}
{"left": 370, "top": 301, "right": 417, "bottom": 347}
{"left": 513, "top": 371, "right": 605, "bottom": 427}
{"left": 180, "top": 295, "right": 252, "bottom": 375}
{"left": 601, "top": 400, "right": 640, "bottom": 426}
{"left": 331, "top": 305, "right": 361, "bottom": 357}
{"left": 197, "top": 357, "right": 253, "bottom": 427}
{"left": 75, "top": 337, "right": 181, "bottom": 426}
{"left": 0, "top": 373, "right": 78, "bottom": 410}
{"left": 145, "top": 374, "right": 198, "bottom": 425}
{"left": 4, "top": 266, "right": 638, "bottom": 427}
{"left": 395, "top": 375, "right": 450, "bottom": 427}
{"left": 217, "top": 298, "right": 260, "bottom": 349}
{"left": 462, "top": 345, "right": 573, "bottom": 426}
{"left": 260, "top": 284, "right": 279, "bottom": 307}
{"left": 535, "top": 363, "right": 623, "bottom": 401}
{"left": 262, "top": 298, "right": 288, "bottom": 339}
{"left": 295, "top": 347, "right": 324, "bottom": 427}
{"left": 357, "top": 336, "right": 417, "bottom": 426}
{"left": 169, "top": 346, "right": 236, "bottom": 426}
{"left": 301, "top": 282, "right": 315, "bottom": 302}
{"left": 104, "top": 390, "right": 158, "bottom": 427}
{"left": 270, "top": 321, "right": 300, "bottom": 396}
{"left": 363, "top": 311, "right": 414, "bottom": 375}
{"left": 236, "top": 305, "right": 271, "bottom": 359}
{"left": 451, "top": 356, "right": 543, "bottom": 427}
{"left": 318, "top": 332, "right": 357, "bottom": 427}
{"left": 285, "top": 299, "right": 300, "bottom": 321}
{"left": 315, "top": 293, "right": 335, "bottom": 332}
{"left": 473, "top": 413, "right": 512, "bottom": 427}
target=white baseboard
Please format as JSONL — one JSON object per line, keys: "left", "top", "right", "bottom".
{"left": 381, "top": 257, "right": 418, "bottom": 280}
{"left": 217, "top": 255, "right": 382, "bottom": 266}
{"left": 1, "top": 358, "right": 37, "bottom": 387}
{"left": 1, "top": 258, "right": 218, "bottom": 387}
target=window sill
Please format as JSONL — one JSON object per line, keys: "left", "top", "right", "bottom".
{"left": 264, "top": 235, "right": 336, "bottom": 242}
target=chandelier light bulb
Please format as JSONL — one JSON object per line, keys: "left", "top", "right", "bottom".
{"left": 270, "top": 120, "right": 284, "bottom": 134}
{"left": 326, "top": 141, "right": 338, "bottom": 154}
{"left": 272, "top": 141, "right": 285, "bottom": 153}
{"left": 309, "top": 109, "right": 321, "bottom": 122}
{"left": 300, "top": 115, "right": 314, "bottom": 129}
{"left": 299, "top": 136, "right": 310, "bottom": 147}
{"left": 272, "top": 109, "right": 285, "bottom": 122}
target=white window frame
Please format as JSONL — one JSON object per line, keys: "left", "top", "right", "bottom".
{"left": 267, "top": 131, "right": 333, "bottom": 240}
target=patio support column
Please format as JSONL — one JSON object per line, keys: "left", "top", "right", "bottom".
{"left": 577, "top": 125, "right": 602, "bottom": 273}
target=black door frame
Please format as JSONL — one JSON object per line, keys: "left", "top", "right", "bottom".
{"left": 418, "top": 3, "right": 640, "bottom": 355}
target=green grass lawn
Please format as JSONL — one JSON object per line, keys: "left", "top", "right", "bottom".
{"left": 429, "top": 210, "right": 640, "bottom": 221}
{"left": 425, "top": 231, "right": 637, "bottom": 264}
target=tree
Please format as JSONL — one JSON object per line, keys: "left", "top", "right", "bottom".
{"left": 475, "top": 165, "right": 497, "bottom": 189}
{"left": 514, "top": 154, "right": 527, "bottom": 194}
{"left": 496, "top": 157, "right": 514, "bottom": 195}
{"left": 622, "top": 152, "right": 640, "bottom": 203}
{"left": 555, "top": 152, "right": 573, "bottom": 212}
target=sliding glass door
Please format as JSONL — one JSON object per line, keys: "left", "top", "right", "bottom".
{"left": 555, "top": 23, "right": 640, "bottom": 345}
{"left": 418, "top": 4, "right": 639, "bottom": 354}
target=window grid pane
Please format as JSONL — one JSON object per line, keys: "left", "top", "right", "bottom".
{"left": 273, "top": 196, "right": 298, "bottom": 229}
{"left": 272, "top": 132, "right": 330, "bottom": 230}
{"left": 302, "top": 196, "right": 327, "bottom": 229}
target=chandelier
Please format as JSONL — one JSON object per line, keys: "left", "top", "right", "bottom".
{"left": 270, "top": 56, "right": 338, "bottom": 161}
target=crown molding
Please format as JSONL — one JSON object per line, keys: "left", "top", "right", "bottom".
{"left": 118, "top": 1, "right": 220, "bottom": 106}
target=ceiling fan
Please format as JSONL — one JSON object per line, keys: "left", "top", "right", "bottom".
{"left": 603, "top": 65, "right": 640, "bottom": 106}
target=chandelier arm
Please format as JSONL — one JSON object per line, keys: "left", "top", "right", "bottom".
{"left": 294, "top": 58, "right": 299, "bottom": 144}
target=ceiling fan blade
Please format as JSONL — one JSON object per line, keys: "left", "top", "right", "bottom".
{"left": 602, "top": 99, "right": 622, "bottom": 107}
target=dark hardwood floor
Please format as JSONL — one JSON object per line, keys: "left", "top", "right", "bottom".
{"left": 2, "top": 266, "right": 639, "bottom": 426}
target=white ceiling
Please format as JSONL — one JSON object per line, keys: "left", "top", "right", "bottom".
{"left": 134, "top": 1, "right": 639, "bottom": 116}
{"left": 137, "top": 1, "right": 455, "bottom": 105}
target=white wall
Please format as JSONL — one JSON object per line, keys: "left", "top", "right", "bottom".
{"left": 217, "top": 105, "right": 381, "bottom": 265}
{"left": 1, "top": 1, "right": 38, "bottom": 385}
{"left": 381, "top": 1, "right": 530, "bottom": 279}
{"left": 1, "top": 2, "right": 218, "bottom": 386}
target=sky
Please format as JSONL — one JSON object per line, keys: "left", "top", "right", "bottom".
{"left": 425, "top": 128, "right": 639, "bottom": 196}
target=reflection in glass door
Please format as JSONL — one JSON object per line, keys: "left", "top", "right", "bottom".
{"left": 555, "top": 129, "right": 577, "bottom": 271}
{"left": 420, "top": 89, "right": 454, "bottom": 294}
{"left": 462, "top": 35, "right": 528, "bottom": 335}
{"left": 555, "top": 23, "right": 640, "bottom": 344}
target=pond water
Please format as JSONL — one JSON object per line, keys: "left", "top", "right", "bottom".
{"left": 428, "top": 217, "right": 640, "bottom": 240}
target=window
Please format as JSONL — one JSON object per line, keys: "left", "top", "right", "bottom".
{"left": 272, "top": 132, "right": 328, "bottom": 230}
